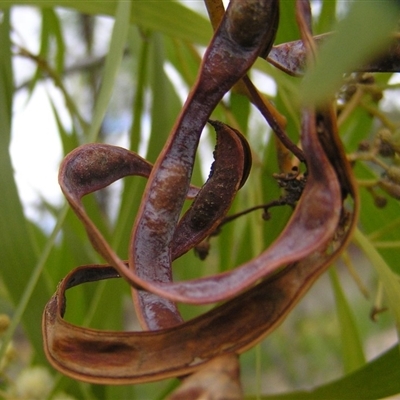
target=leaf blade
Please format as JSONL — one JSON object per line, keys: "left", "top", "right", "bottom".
{"left": 329, "top": 267, "right": 365, "bottom": 374}
{"left": 301, "top": 1, "right": 399, "bottom": 105}
{"left": 86, "top": 0, "right": 132, "bottom": 142}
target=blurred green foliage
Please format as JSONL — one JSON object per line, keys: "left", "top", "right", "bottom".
{"left": 1, "top": 1, "right": 400, "bottom": 399}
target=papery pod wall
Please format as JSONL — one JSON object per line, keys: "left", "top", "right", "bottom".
{"left": 1, "top": 1, "right": 400, "bottom": 399}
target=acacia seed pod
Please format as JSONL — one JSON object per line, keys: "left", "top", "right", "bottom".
{"left": 225, "top": 0, "right": 279, "bottom": 56}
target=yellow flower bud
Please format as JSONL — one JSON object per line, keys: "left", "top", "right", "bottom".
{"left": 0, "top": 314, "right": 10, "bottom": 335}
{"left": 13, "top": 366, "right": 54, "bottom": 400}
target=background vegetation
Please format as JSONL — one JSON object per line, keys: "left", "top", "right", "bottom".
{"left": 1, "top": 0, "right": 400, "bottom": 398}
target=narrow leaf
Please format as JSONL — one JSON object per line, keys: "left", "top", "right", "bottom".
{"left": 0, "top": 9, "right": 51, "bottom": 362}
{"left": 329, "top": 267, "right": 365, "bottom": 374}
{"left": 249, "top": 345, "right": 400, "bottom": 400}
{"left": 301, "top": 0, "right": 399, "bottom": 105}
{"left": 353, "top": 228, "right": 400, "bottom": 338}
{"left": 86, "top": 0, "right": 131, "bottom": 143}
{"left": 9, "top": 0, "right": 212, "bottom": 46}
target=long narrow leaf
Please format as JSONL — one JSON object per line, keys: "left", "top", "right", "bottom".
{"left": 329, "top": 267, "right": 365, "bottom": 374}
{"left": 9, "top": 0, "right": 212, "bottom": 46}
{"left": 301, "top": 0, "right": 399, "bottom": 105}
{"left": 87, "top": 0, "right": 131, "bottom": 143}
{"left": 248, "top": 344, "right": 400, "bottom": 400}
{"left": 353, "top": 228, "right": 400, "bottom": 337}
{"left": 0, "top": 9, "right": 52, "bottom": 363}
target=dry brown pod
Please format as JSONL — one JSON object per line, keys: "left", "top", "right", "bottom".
{"left": 43, "top": 0, "right": 359, "bottom": 390}
{"left": 43, "top": 102, "right": 358, "bottom": 384}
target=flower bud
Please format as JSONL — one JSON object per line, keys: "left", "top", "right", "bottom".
{"left": 378, "top": 178, "right": 400, "bottom": 200}
{"left": 0, "top": 314, "right": 10, "bottom": 335}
